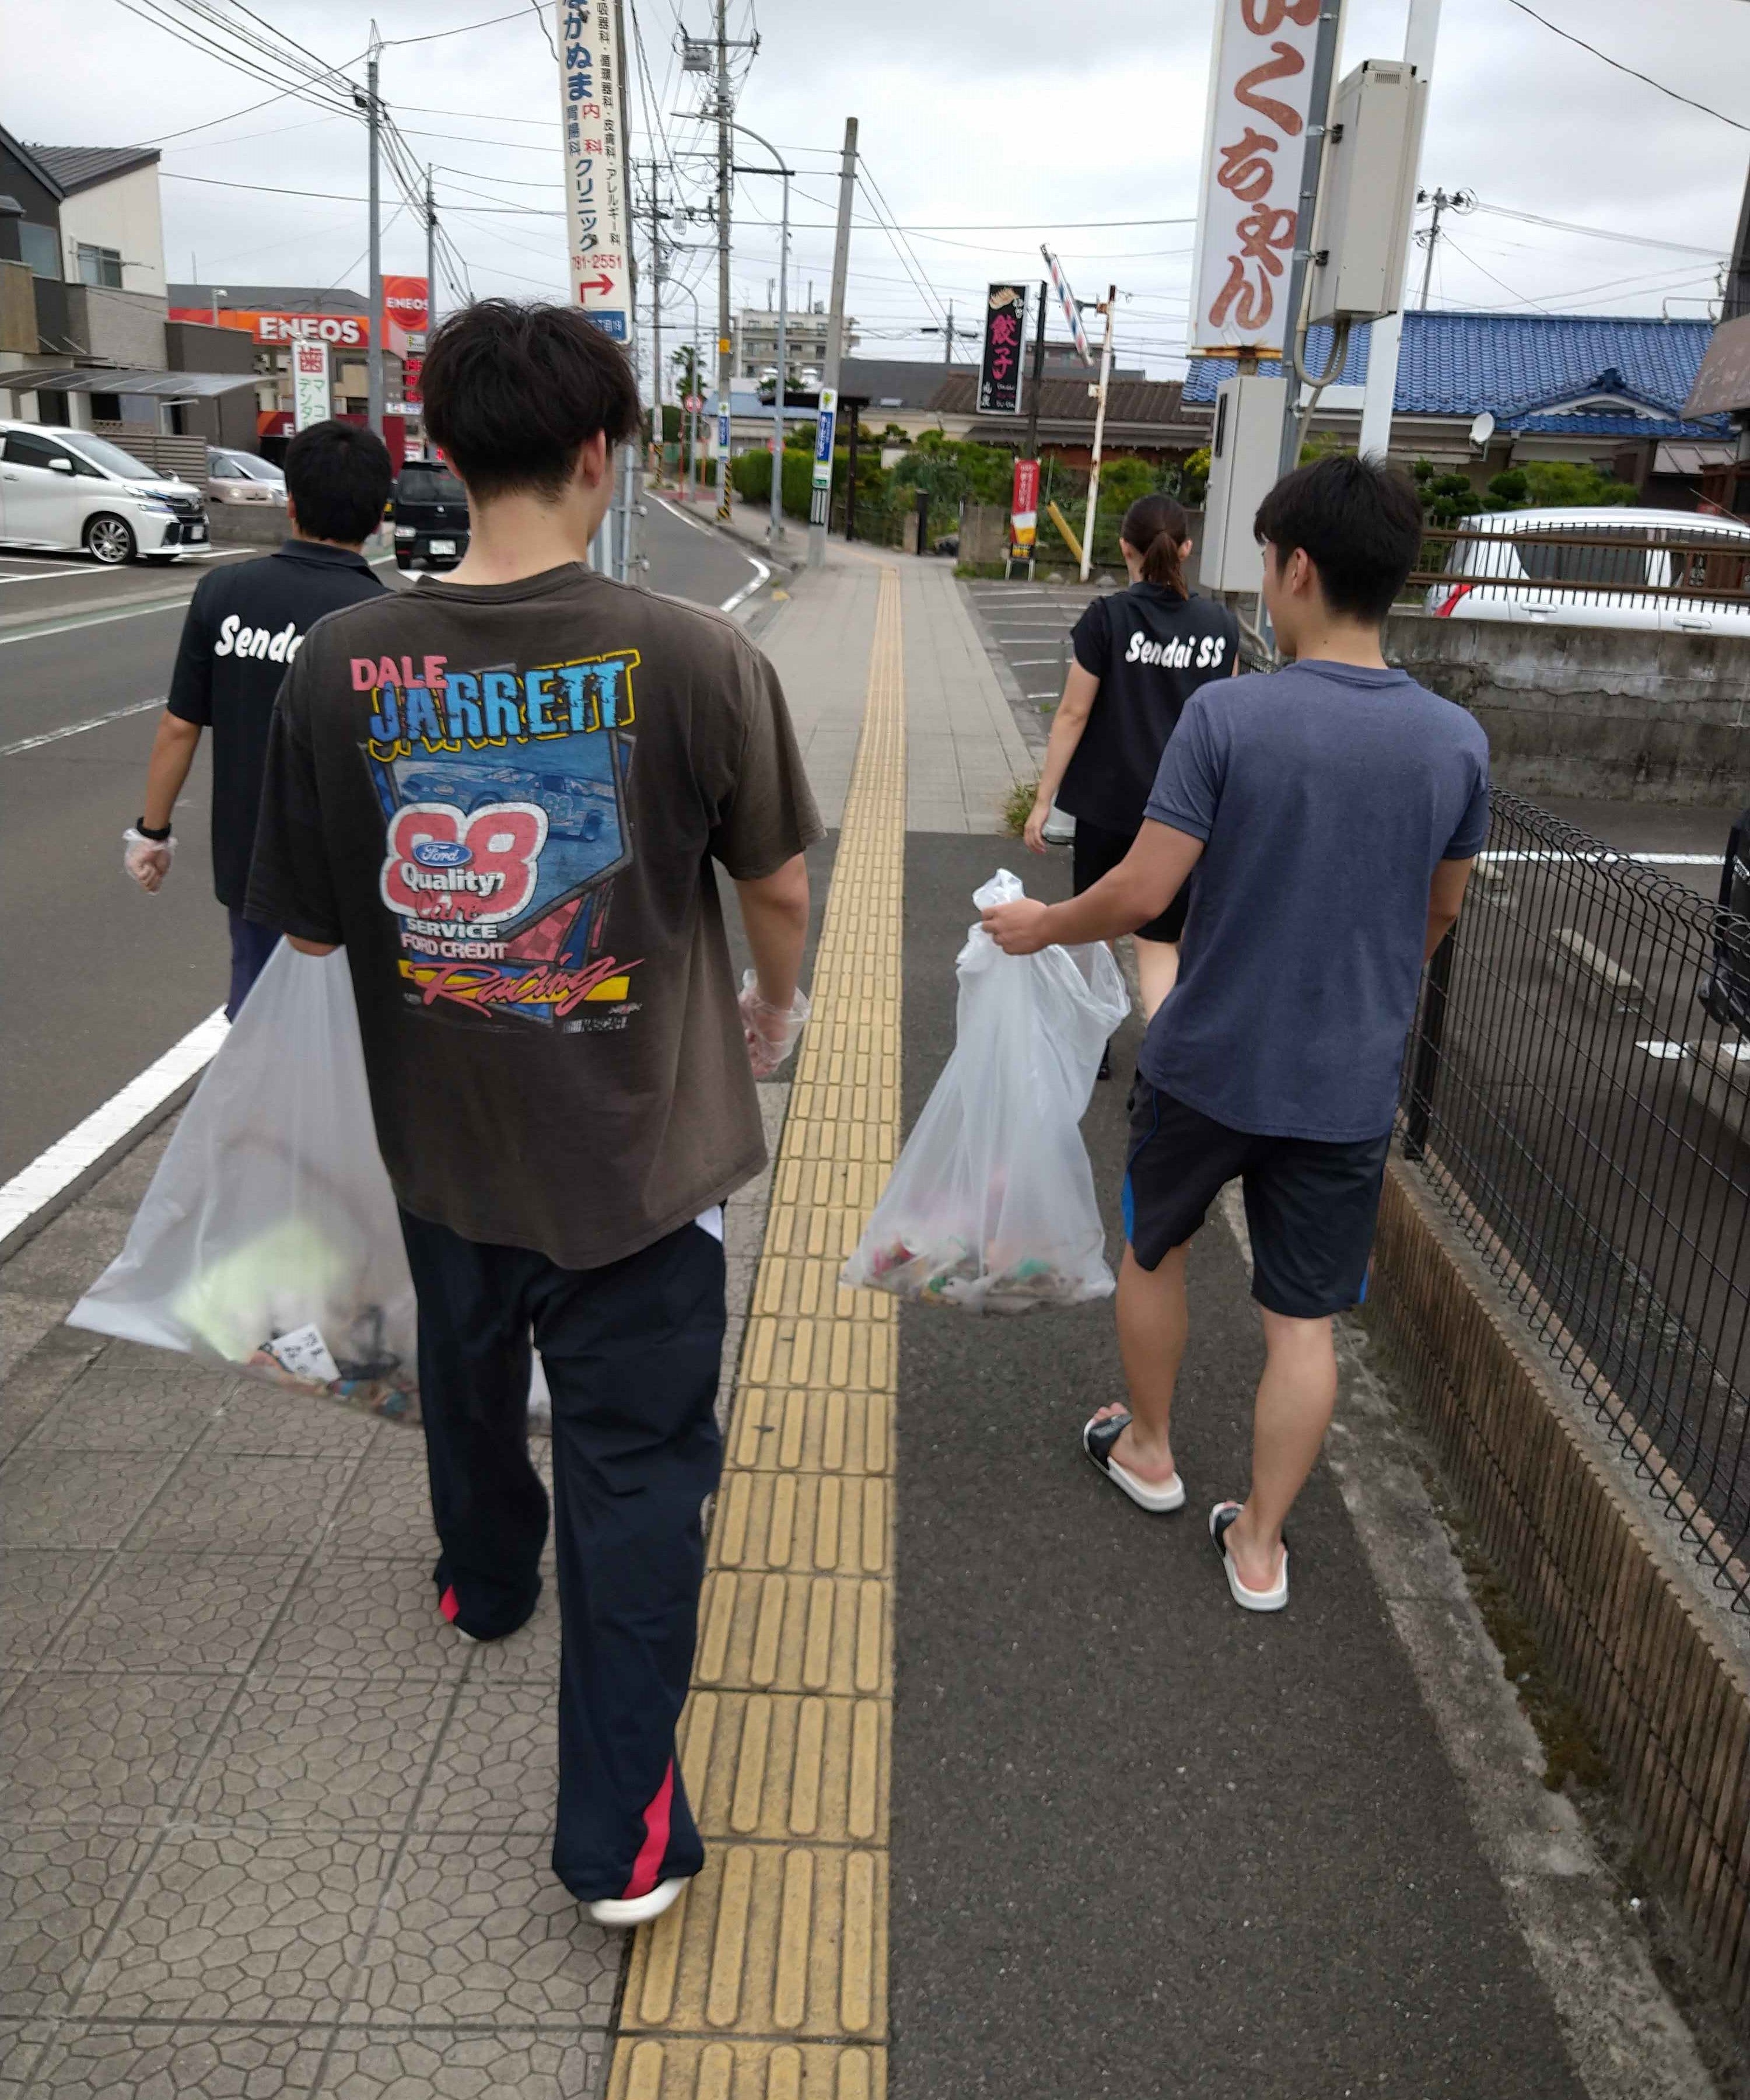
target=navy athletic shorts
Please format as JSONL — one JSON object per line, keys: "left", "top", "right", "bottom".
{"left": 1122, "top": 1079, "right": 1390, "bottom": 1318}
{"left": 1072, "top": 818, "right": 1189, "bottom": 944}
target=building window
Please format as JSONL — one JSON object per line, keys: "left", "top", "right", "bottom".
{"left": 76, "top": 244, "right": 125, "bottom": 289}
{"left": 18, "top": 222, "right": 60, "bottom": 279}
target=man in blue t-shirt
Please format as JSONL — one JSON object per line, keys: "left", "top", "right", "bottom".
{"left": 984, "top": 453, "right": 1489, "bottom": 1615}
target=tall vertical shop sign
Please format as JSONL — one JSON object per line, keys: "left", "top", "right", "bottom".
{"left": 290, "top": 341, "right": 330, "bottom": 430}
{"left": 977, "top": 284, "right": 1027, "bottom": 415}
{"left": 1189, "top": 0, "right": 1328, "bottom": 352}
{"left": 556, "top": 0, "right": 631, "bottom": 338}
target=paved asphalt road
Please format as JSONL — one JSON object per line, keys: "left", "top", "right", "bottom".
{"left": 959, "top": 576, "right": 1742, "bottom": 881}
{"left": 0, "top": 496, "right": 764, "bottom": 1182}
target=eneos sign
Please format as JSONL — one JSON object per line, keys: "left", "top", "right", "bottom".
{"left": 170, "top": 307, "right": 370, "bottom": 347}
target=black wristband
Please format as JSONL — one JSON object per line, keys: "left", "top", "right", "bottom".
{"left": 135, "top": 817, "right": 173, "bottom": 842}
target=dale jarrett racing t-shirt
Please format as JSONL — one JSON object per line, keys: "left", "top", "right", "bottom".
{"left": 1058, "top": 581, "right": 1240, "bottom": 835}
{"left": 246, "top": 562, "right": 822, "bottom": 1270}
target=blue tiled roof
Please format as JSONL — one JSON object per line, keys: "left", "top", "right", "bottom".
{"left": 1182, "top": 312, "right": 1730, "bottom": 433}
{"left": 1501, "top": 410, "right": 1726, "bottom": 440}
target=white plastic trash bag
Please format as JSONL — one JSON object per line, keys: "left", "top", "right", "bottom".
{"left": 71, "top": 944, "right": 424, "bottom": 1423}
{"left": 842, "top": 869, "right": 1129, "bottom": 1313}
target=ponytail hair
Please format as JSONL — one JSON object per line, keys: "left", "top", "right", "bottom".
{"left": 1120, "top": 494, "right": 1191, "bottom": 596}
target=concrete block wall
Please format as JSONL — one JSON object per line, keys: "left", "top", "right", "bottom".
{"left": 1385, "top": 610, "right": 1750, "bottom": 806}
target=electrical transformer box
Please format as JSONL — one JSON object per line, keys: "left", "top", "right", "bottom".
{"left": 1304, "top": 60, "right": 1429, "bottom": 327}
{"left": 1199, "top": 373, "right": 1286, "bottom": 596}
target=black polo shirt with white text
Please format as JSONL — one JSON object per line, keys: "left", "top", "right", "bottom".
{"left": 167, "top": 538, "right": 387, "bottom": 908}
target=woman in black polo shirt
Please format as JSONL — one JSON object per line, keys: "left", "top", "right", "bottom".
{"left": 1023, "top": 494, "right": 1240, "bottom": 1043}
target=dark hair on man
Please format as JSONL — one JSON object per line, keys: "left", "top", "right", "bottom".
{"left": 1252, "top": 452, "right": 1424, "bottom": 624}
{"left": 421, "top": 298, "right": 642, "bottom": 502}
{"left": 1121, "top": 493, "right": 1191, "bottom": 596}
{"left": 284, "top": 419, "right": 394, "bottom": 545}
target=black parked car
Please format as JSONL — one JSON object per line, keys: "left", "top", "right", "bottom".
{"left": 392, "top": 460, "right": 470, "bottom": 572}
{"left": 1700, "top": 806, "right": 1749, "bottom": 1035}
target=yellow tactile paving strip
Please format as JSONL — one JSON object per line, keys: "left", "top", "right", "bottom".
{"left": 608, "top": 566, "right": 904, "bottom": 2100}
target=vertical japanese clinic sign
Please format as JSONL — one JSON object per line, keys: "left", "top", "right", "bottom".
{"left": 1190, "top": 0, "right": 1327, "bottom": 352}
{"left": 811, "top": 386, "right": 838, "bottom": 509}
{"left": 1009, "top": 457, "right": 1040, "bottom": 561}
{"left": 977, "top": 284, "right": 1027, "bottom": 416}
{"left": 556, "top": 0, "right": 631, "bottom": 338}
{"left": 291, "top": 340, "right": 330, "bottom": 430}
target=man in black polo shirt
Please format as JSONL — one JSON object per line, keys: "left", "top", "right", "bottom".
{"left": 125, "top": 419, "right": 393, "bottom": 1016}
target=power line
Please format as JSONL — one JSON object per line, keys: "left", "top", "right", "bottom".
{"left": 1469, "top": 200, "right": 1726, "bottom": 260}
{"left": 1503, "top": 0, "right": 1749, "bottom": 131}
{"left": 528, "top": 0, "right": 559, "bottom": 61}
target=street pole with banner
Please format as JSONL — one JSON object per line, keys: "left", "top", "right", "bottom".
{"left": 555, "top": 0, "right": 636, "bottom": 578}
{"left": 810, "top": 386, "right": 836, "bottom": 540}
{"left": 1008, "top": 457, "right": 1040, "bottom": 570}
{"left": 1272, "top": 3, "right": 1345, "bottom": 481}
{"left": 1041, "top": 245, "right": 1092, "bottom": 365}
{"left": 1079, "top": 285, "right": 1116, "bottom": 583}
{"left": 976, "top": 282, "right": 1027, "bottom": 416}
{"left": 291, "top": 340, "right": 330, "bottom": 430}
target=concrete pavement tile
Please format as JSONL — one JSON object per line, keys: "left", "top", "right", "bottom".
{"left": 79, "top": 1829, "right": 397, "bottom": 2022}
{"left": 0, "top": 1329, "right": 103, "bottom": 1460}
{"left": 0, "top": 1210, "right": 135, "bottom": 1327}
{"left": 317, "top": 2024, "right": 606, "bottom": 2099}
{"left": 324, "top": 1448, "right": 439, "bottom": 1558}
{"left": 128, "top": 1454, "right": 356, "bottom": 1555}
{"left": 0, "top": 1450, "right": 177, "bottom": 1550}
{"left": 0, "top": 2020, "right": 47, "bottom": 2096}
{"left": 349, "top": 1831, "right": 618, "bottom": 2028}
{"left": 254, "top": 1555, "right": 468, "bottom": 1679}
{"left": 23, "top": 1350, "right": 233, "bottom": 1455}
{"left": 0, "top": 1825, "right": 150, "bottom": 2014}
{"left": 78, "top": 1118, "right": 176, "bottom": 1212}
{"left": 205, "top": 1378, "right": 382, "bottom": 1457}
{"left": 183, "top": 1672, "right": 454, "bottom": 1831}
{"left": 0, "top": 1299, "right": 83, "bottom": 1389}
{"left": 415, "top": 1679, "right": 555, "bottom": 1833}
{"left": 0, "top": 1550, "right": 108, "bottom": 1670}
{"left": 0, "top": 1671, "right": 235, "bottom": 1826}
{"left": 48, "top": 1550, "right": 286, "bottom": 1674}
{"left": 21, "top": 2022, "right": 330, "bottom": 2099}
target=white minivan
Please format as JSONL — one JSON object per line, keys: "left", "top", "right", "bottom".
{"left": 1426, "top": 505, "right": 1750, "bottom": 636}
{"left": 0, "top": 421, "right": 210, "bottom": 564}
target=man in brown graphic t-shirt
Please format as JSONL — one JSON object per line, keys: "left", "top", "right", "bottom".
{"left": 249, "top": 300, "right": 822, "bottom": 1929}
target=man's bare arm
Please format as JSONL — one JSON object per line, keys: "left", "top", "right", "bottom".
{"left": 734, "top": 852, "right": 810, "bottom": 1010}
{"left": 141, "top": 711, "right": 202, "bottom": 832}
{"left": 286, "top": 935, "right": 340, "bottom": 957}
{"left": 984, "top": 820, "right": 1205, "bottom": 955}
{"left": 1426, "top": 856, "right": 1474, "bottom": 959}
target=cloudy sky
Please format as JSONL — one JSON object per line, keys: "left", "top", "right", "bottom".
{"left": 5, "top": 0, "right": 1746, "bottom": 387}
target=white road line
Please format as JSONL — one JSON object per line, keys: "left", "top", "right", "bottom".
{"left": 0, "top": 596, "right": 195, "bottom": 647}
{"left": 0, "top": 1007, "right": 227, "bottom": 1251}
{"left": 1478, "top": 850, "right": 1720, "bottom": 866}
{"left": 1007, "top": 657, "right": 1065, "bottom": 666}
{"left": 1, "top": 695, "right": 165, "bottom": 757}
{"left": 649, "top": 494, "right": 769, "bottom": 611}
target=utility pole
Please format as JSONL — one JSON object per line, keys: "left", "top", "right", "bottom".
{"left": 1359, "top": 0, "right": 1441, "bottom": 460}
{"left": 808, "top": 114, "right": 857, "bottom": 569}
{"left": 648, "top": 164, "right": 663, "bottom": 477}
{"left": 923, "top": 300, "right": 957, "bottom": 362}
{"left": 424, "top": 167, "right": 438, "bottom": 333}
{"left": 363, "top": 24, "right": 384, "bottom": 439}
{"left": 1079, "top": 285, "right": 1116, "bottom": 584}
{"left": 1418, "top": 186, "right": 1469, "bottom": 309}
{"left": 1273, "top": 0, "right": 1344, "bottom": 482}
{"left": 715, "top": 0, "right": 732, "bottom": 519}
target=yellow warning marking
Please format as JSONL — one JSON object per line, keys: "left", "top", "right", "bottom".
{"left": 611, "top": 565, "right": 904, "bottom": 2096}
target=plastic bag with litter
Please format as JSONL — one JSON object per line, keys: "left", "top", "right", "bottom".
{"left": 842, "top": 869, "right": 1129, "bottom": 1313}
{"left": 70, "top": 944, "right": 425, "bottom": 1421}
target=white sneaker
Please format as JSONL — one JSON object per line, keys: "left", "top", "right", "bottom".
{"left": 588, "top": 1876, "right": 690, "bottom": 1929}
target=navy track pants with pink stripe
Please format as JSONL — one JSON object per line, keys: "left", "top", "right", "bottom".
{"left": 398, "top": 1207, "right": 726, "bottom": 1903}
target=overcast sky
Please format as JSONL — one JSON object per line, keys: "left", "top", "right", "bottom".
{"left": 5, "top": 0, "right": 1746, "bottom": 386}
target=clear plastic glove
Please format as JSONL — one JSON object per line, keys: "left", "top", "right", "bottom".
{"left": 124, "top": 827, "right": 175, "bottom": 892}
{"left": 740, "top": 970, "right": 811, "bottom": 1079}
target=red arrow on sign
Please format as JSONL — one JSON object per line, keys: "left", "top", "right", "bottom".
{"left": 576, "top": 274, "right": 615, "bottom": 297}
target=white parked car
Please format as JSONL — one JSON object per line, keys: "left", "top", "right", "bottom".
{"left": 0, "top": 421, "right": 210, "bottom": 564}
{"left": 207, "top": 446, "right": 286, "bottom": 506}
{"left": 1426, "top": 506, "right": 1750, "bottom": 636}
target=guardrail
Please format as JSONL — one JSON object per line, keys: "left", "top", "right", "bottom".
{"left": 1408, "top": 522, "right": 1750, "bottom": 613}
{"left": 1401, "top": 790, "right": 1749, "bottom": 1608}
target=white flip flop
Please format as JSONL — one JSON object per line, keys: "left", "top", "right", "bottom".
{"left": 1083, "top": 1410, "right": 1185, "bottom": 1514}
{"left": 1209, "top": 1502, "right": 1289, "bottom": 1612}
